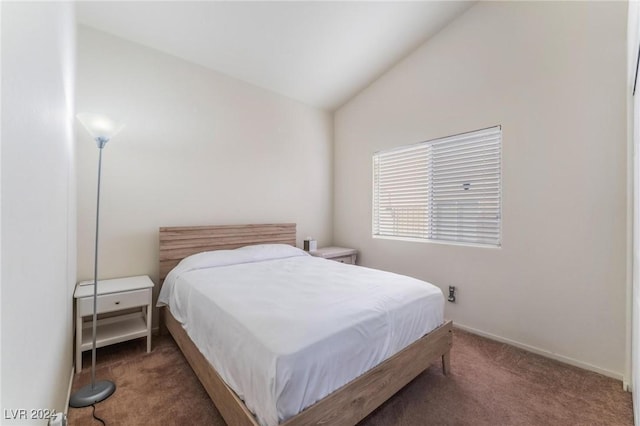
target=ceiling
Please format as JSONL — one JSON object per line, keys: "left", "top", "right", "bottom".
{"left": 76, "top": 1, "right": 474, "bottom": 111}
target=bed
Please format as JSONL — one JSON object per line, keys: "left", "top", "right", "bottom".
{"left": 158, "top": 223, "right": 453, "bottom": 426}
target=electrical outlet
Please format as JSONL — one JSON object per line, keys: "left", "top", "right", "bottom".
{"left": 48, "top": 413, "right": 67, "bottom": 426}
{"left": 448, "top": 286, "right": 456, "bottom": 303}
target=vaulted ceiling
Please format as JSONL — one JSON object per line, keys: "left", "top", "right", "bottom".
{"left": 76, "top": 1, "right": 473, "bottom": 110}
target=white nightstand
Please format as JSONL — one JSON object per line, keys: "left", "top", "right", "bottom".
{"left": 74, "top": 275, "right": 154, "bottom": 371}
{"left": 310, "top": 246, "right": 358, "bottom": 264}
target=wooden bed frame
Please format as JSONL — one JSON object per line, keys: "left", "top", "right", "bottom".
{"left": 159, "top": 223, "right": 453, "bottom": 426}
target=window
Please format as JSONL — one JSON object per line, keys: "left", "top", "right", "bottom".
{"left": 372, "top": 126, "right": 501, "bottom": 247}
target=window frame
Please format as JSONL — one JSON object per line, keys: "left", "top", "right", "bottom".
{"left": 372, "top": 126, "right": 502, "bottom": 248}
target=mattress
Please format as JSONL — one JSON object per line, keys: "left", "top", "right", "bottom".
{"left": 157, "top": 244, "right": 444, "bottom": 426}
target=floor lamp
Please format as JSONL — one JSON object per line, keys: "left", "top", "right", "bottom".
{"left": 70, "top": 113, "right": 124, "bottom": 408}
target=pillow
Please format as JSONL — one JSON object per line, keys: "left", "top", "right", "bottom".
{"left": 174, "top": 248, "right": 247, "bottom": 271}
{"left": 178, "top": 244, "right": 307, "bottom": 271}
{"left": 236, "top": 243, "right": 308, "bottom": 261}
{"left": 157, "top": 244, "right": 308, "bottom": 307}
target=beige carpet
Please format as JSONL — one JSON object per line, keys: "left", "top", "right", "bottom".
{"left": 68, "top": 329, "right": 632, "bottom": 425}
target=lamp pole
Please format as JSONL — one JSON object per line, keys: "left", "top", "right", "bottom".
{"left": 70, "top": 117, "right": 121, "bottom": 408}
{"left": 90, "top": 137, "right": 107, "bottom": 390}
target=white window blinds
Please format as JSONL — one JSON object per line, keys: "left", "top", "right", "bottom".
{"left": 373, "top": 126, "right": 501, "bottom": 247}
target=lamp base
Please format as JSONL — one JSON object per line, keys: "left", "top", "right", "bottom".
{"left": 69, "top": 380, "right": 116, "bottom": 408}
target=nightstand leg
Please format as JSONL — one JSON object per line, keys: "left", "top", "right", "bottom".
{"left": 76, "top": 312, "right": 82, "bottom": 371}
{"left": 146, "top": 303, "right": 152, "bottom": 353}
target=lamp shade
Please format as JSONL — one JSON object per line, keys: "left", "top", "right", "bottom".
{"left": 77, "top": 113, "right": 125, "bottom": 141}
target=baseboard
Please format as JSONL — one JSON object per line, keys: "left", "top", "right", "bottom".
{"left": 65, "top": 365, "right": 74, "bottom": 415}
{"left": 453, "top": 322, "right": 624, "bottom": 383}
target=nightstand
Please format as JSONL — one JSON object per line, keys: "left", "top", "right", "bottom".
{"left": 74, "top": 275, "right": 154, "bottom": 371}
{"left": 310, "top": 246, "right": 358, "bottom": 264}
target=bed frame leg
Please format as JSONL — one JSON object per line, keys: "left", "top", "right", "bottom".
{"left": 442, "top": 351, "right": 451, "bottom": 375}
{"left": 159, "top": 307, "right": 167, "bottom": 336}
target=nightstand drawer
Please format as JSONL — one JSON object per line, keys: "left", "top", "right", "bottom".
{"left": 332, "top": 255, "right": 355, "bottom": 264}
{"left": 77, "top": 288, "right": 150, "bottom": 316}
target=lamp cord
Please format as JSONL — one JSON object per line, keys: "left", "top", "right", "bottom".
{"left": 91, "top": 404, "right": 106, "bottom": 425}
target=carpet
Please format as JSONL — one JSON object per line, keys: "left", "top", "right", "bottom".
{"left": 68, "top": 329, "right": 632, "bottom": 425}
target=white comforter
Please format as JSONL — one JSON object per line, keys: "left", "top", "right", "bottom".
{"left": 158, "top": 245, "right": 444, "bottom": 426}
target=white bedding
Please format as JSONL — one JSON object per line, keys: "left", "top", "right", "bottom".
{"left": 158, "top": 245, "right": 444, "bottom": 426}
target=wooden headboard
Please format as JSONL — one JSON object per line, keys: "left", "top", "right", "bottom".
{"left": 159, "top": 223, "right": 296, "bottom": 282}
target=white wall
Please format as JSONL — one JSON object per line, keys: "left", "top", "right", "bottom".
{"left": 334, "top": 1, "right": 628, "bottom": 379}
{"left": 76, "top": 27, "right": 333, "bottom": 320}
{"left": 628, "top": 0, "right": 640, "bottom": 415}
{"left": 1, "top": 2, "right": 76, "bottom": 422}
